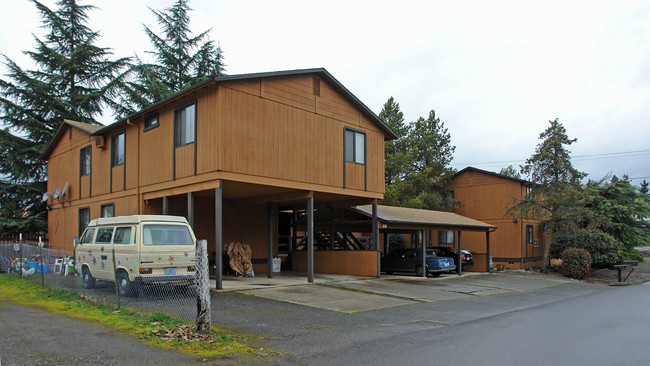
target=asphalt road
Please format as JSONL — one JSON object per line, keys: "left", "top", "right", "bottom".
{"left": 276, "top": 282, "right": 650, "bottom": 366}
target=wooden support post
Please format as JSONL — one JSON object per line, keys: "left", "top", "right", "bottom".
{"left": 458, "top": 230, "right": 463, "bottom": 276}
{"left": 420, "top": 230, "right": 426, "bottom": 278}
{"left": 267, "top": 202, "right": 273, "bottom": 279}
{"left": 187, "top": 192, "right": 194, "bottom": 229}
{"left": 215, "top": 182, "right": 223, "bottom": 290}
{"left": 372, "top": 200, "right": 379, "bottom": 277}
{"left": 486, "top": 231, "right": 491, "bottom": 273}
{"left": 162, "top": 196, "right": 168, "bottom": 215}
{"left": 307, "top": 192, "right": 314, "bottom": 283}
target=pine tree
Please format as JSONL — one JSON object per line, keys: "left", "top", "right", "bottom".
{"left": 378, "top": 97, "right": 409, "bottom": 186}
{"left": 115, "top": 0, "right": 225, "bottom": 116}
{"left": 514, "top": 118, "right": 586, "bottom": 270}
{"left": 0, "top": 0, "right": 128, "bottom": 233}
{"left": 383, "top": 108, "right": 457, "bottom": 211}
{"left": 499, "top": 165, "right": 521, "bottom": 179}
{"left": 640, "top": 179, "right": 649, "bottom": 200}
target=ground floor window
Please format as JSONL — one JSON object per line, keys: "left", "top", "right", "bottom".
{"left": 78, "top": 207, "right": 90, "bottom": 236}
{"left": 101, "top": 203, "right": 114, "bottom": 218}
{"left": 438, "top": 230, "right": 455, "bottom": 244}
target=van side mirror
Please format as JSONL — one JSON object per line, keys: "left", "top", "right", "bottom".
{"left": 74, "top": 237, "right": 80, "bottom": 245}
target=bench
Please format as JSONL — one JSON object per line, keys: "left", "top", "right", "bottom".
{"left": 612, "top": 260, "right": 639, "bottom": 282}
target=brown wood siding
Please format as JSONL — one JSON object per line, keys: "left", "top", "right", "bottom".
{"left": 262, "top": 76, "right": 316, "bottom": 112}
{"left": 345, "top": 162, "right": 365, "bottom": 190}
{"left": 140, "top": 105, "right": 173, "bottom": 187}
{"left": 316, "top": 81, "right": 360, "bottom": 125}
{"left": 221, "top": 78, "right": 261, "bottom": 97}
{"left": 293, "top": 250, "right": 378, "bottom": 276}
{"left": 125, "top": 125, "right": 138, "bottom": 189}
{"left": 111, "top": 165, "right": 125, "bottom": 192}
{"left": 80, "top": 175, "right": 90, "bottom": 198}
{"left": 196, "top": 85, "right": 219, "bottom": 174}
{"left": 92, "top": 141, "right": 111, "bottom": 196}
{"left": 174, "top": 143, "right": 194, "bottom": 179}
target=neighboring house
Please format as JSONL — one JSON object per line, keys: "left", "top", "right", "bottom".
{"left": 449, "top": 167, "right": 544, "bottom": 270}
{"left": 41, "top": 68, "right": 397, "bottom": 287}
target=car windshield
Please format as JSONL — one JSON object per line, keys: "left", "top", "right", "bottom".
{"left": 143, "top": 224, "right": 193, "bottom": 245}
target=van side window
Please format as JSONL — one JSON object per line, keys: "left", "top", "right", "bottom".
{"left": 113, "top": 227, "right": 132, "bottom": 244}
{"left": 80, "top": 228, "right": 95, "bottom": 244}
{"left": 96, "top": 227, "right": 114, "bottom": 243}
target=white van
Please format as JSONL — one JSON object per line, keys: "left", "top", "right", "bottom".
{"left": 75, "top": 215, "right": 197, "bottom": 296}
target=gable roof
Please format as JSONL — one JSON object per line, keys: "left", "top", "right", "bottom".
{"left": 40, "top": 119, "right": 104, "bottom": 159}
{"left": 353, "top": 205, "right": 496, "bottom": 231}
{"left": 454, "top": 166, "right": 530, "bottom": 184}
{"left": 95, "top": 68, "right": 398, "bottom": 140}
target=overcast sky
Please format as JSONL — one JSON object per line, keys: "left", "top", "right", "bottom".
{"left": 1, "top": 0, "right": 649, "bottom": 184}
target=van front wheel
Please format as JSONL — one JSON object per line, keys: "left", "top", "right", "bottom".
{"left": 117, "top": 271, "right": 134, "bottom": 297}
{"left": 82, "top": 268, "right": 95, "bottom": 289}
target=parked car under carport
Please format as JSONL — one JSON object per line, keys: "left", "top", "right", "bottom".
{"left": 430, "top": 246, "right": 474, "bottom": 272}
{"left": 381, "top": 248, "right": 456, "bottom": 277}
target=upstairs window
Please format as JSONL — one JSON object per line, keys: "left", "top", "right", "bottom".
{"left": 111, "top": 132, "right": 125, "bottom": 167}
{"left": 526, "top": 185, "right": 533, "bottom": 195}
{"left": 144, "top": 113, "right": 159, "bottom": 131}
{"left": 80, "top": 146, "right": 91, "bottom": 176}
{"left": 174, "top": 103, "right": 196, "bottom": 147}
{"left": 526, "top": 225, "right": 534, "bottom": 243}
{"left": 344, "top": 128, "right": 365, "bottom": 164}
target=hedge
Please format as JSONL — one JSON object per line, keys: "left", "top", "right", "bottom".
{"left": 561, "top": 247, "right": 592, "bottom": 280}
{"left": 551, "top": 228, "right": 621, "bottom": 268}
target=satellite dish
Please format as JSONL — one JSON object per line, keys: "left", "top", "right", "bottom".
{"left": 61, "top": 182, "right": 68, "bottom": 198}
{"left": 53, "top": 187, "right": 61, "bottom": 200}
{"left": 42, "top": 192, "right": 51, "bottom": 202}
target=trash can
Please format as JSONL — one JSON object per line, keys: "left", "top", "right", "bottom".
{"left": 27, "top": 262, "right": 39, "bottom": 271}
{"left": 272, "top": 257, "right": 281, "bottom": 273}
{"left": 38, "top": 264, "right": 49, "bottom": 273}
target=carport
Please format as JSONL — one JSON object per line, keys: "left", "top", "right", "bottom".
{"left": 352, "top": 205, "right": 497, "bottom": 276}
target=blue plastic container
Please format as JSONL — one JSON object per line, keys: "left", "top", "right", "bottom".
{"left": 27, "top": 262, "right": 39, "bottom": 270}
{"left": 38, "top": 264, "right": 49, "bottom": 273}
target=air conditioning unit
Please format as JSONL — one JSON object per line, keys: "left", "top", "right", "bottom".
{"left": 95, "top": 136, "right": 106, "bottom": 149}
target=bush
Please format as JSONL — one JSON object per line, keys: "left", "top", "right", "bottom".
{"left": 620, "top": 247, "right": 644, "bottom": 262}
{"left": 551, "top": 228, "right": 621, "bottom": 268}
{"left": 561, "top": 247, "right": 592, "bottom": 280}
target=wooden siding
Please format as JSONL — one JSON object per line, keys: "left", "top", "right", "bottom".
{"left": 345, "top": 162, "right": 365, "bottom": 191}
{"left": 293, "top": 250, "right": 378, "bottom": 276}
{"left": 174, "top": 143, "right": 194, "bottom": 179}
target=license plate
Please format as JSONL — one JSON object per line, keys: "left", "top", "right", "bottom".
{"left": 164, "top": 268, "right": 176, "bottom": 276}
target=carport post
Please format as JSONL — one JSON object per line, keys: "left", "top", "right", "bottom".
{"left": 215, "top": 182, "right": 223, "bottom": 290}
{"left": 162, "top": 196, "right": 168, "bottom": 215}
{"left": 267, "top": 202, "right": 273, "bottom": 278}
{"left": 372, "top": 201, "right": 380, "bottom": 277}
{"left": 457, "top": 230, "right": 463, "bottom": 276}
{"left": 187, "top": 192, "right": 194, "bottom": 228}
{"left": 307, "top": 191, "right": 314, "bottom": 283}
{"left": 486, "top": 231, "right": 491, "bottom": 273}
{"left": 421, "top": 230, "right": 426, "bottom": 278}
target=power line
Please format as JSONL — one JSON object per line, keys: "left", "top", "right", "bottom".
{"left": 455, "top": 149, "right": 650, "bottom": 167}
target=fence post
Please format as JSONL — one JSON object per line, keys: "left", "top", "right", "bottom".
{"left": 111, "top": 242, "right": 121, "bottom": 309}
{"left": 39, "top": 236, "right": 45, "bottom": 288}
{"left": 195, "top": 239, "right": 211, "bottom": 333}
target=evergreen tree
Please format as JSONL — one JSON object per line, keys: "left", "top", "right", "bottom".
{"left": 0, "top": 0, "right": 128, "bottom": 233}
{"left": 640, "top": 179, "right": 649, "bottom": 200}
{"left": 378, "top": 97, "right": 409, "bottom": 186}
{"left": 499, "top": 165, "right": 521, "bottom": 179}
{"left": 511, "top": 118, "right": 586, "bottom": 270}
{"left": 115, "top": 0, "right": 225, "bottom": 116}
{"left": 384, "top": 109, "right": 457, "bottom": 211}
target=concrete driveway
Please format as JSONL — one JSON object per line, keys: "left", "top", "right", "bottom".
{"left": 216, "top": 271, "right": 569, "bottom": 313}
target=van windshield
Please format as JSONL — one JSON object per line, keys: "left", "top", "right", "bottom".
{"left": 143, "top": 224, "right": 193, "bottom": 245}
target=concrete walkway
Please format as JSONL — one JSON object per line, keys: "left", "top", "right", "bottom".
{"left": 213, "top": 271, "right": 570, "bottom": 313}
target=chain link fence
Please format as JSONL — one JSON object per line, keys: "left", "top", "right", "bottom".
{"left": 1, "top": 241, "right": 210, "bottom": 326}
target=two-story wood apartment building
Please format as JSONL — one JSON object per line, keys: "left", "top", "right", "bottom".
{"left": 41, "top": 68, "right": 397, "bottom": 287}
{"left": 449, "top": 167, "right": 543, "bottom": 269}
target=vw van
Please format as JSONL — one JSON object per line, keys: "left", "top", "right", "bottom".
{"left": 75, "top": 215, "right": 197, "bottom": 296}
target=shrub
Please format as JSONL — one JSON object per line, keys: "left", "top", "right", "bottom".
{"left": 619, "top": 247, "right": 644, "bottom": 262}
{"left": 551, "top": 228, "right": 621, "bottom": 268}
{"left": 560, "top": 247, "right": 592, "bottom": 280}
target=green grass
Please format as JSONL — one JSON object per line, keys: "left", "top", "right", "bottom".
{"left": 0, "top": 274, "right": 277, "bottom": 360}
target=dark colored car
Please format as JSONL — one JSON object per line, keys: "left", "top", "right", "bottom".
{"left": 430, "top": 246, "right": 474, "bottom": 271}
{"left": 381, "top": 248, "right": 456, "bottom": 277}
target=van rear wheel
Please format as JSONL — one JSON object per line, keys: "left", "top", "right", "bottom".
{"left": 117, "top": 271, "right": 135, "bottom": 297}
{"left": 82, "top": 267, "right": 95, "bottom": 289}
